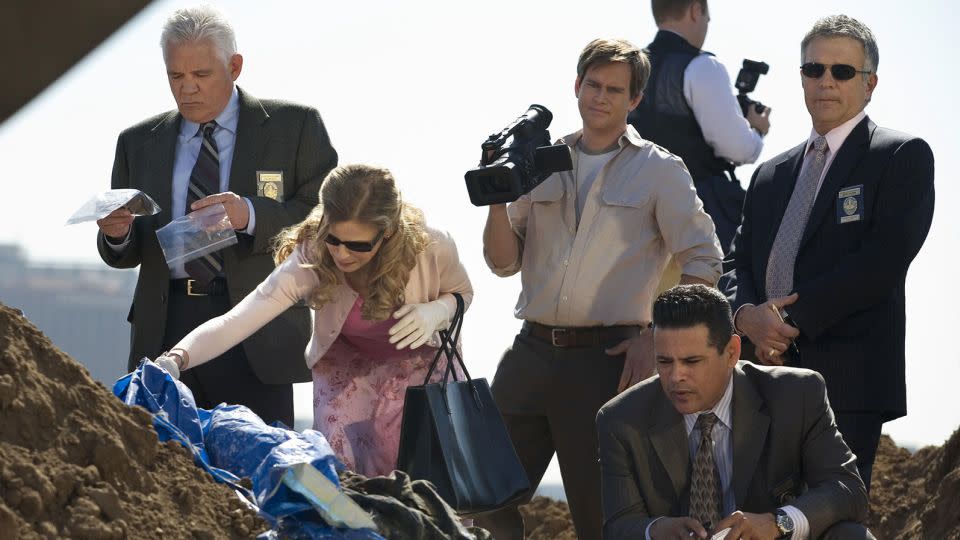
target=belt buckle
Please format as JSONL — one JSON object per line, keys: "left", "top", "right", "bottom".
{"left": 186, "top": 279, "right": 207, "bottom": 297}
{"left": 551, "top": 328, "right": 568, "bottom": 347}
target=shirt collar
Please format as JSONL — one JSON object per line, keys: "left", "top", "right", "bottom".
{"left": 805, "top": 110, "right": 865, "bottom": 156}
{"left": 561, "top": 124, "right": 648, "bottom": 152}
{"left": 179, "top": 85, "right": 240, "bottom": 139}
{"left": 684, "top": 371, "right": 735, "bottom": 434}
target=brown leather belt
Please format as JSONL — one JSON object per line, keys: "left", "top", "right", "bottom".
{"left": 522, "top": 321, "right": 641, "bottom": 348}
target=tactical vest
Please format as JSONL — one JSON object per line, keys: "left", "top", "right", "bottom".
{"left": 628, "top": 30, "right": 729, "bottom": 180}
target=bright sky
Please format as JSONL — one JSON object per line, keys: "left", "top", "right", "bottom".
{"left": 1, "top": 1, "right": 957, "bottom": 486}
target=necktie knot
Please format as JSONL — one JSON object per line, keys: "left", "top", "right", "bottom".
{"left": 812, "top": 136, "right": 828, "bottom": 158}
{"left": 696, "top": 412, "right": 719, "bottom": 439}
{"left": 200, "top": 122, "right": 217, "bottom": 138}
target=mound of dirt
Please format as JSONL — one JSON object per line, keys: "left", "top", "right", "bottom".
{"left": 0, "top": 303, "right": 267, "bottom": 539}
{"left": 519, "top": 433, "right": 960, "bottom": 539}
{"left": 867, "top": 431, "right": 960, "bottom": 539}
{"left": 519, "top": 496, "right": 576, "bottom": 540}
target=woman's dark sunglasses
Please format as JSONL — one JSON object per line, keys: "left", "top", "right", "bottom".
{"left": 324, "top": 229, "right": 384, "bottom": 253}
{"left": 800, "top": 62, "right": 872, "bottom": 81}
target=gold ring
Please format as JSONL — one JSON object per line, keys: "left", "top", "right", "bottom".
{"left": 768, "top": 348, "right": 777, "bottom": 357}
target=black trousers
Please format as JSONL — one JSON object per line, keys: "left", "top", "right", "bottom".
{"left": 162, "top": 282, "right": 294, "bottom": 427}
{"left": 475, "top": 331, "right": 625, "bottom": 540}
{"left": 834, "top": 412, "right": 884, "bottom": 491}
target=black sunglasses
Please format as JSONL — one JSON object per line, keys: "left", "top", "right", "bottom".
{"left": 800, "top": 62, "right": 872, "bottom": 81}
{"left": 324, "top": 229, "right": 384, "bottom": 253}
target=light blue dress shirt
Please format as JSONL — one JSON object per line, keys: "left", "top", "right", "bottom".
{"left": 110, "top": 86, "right": 257, "bottom": 278}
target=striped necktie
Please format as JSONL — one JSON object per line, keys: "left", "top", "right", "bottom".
{"left": 765, "top": 136, "right": 829, "bottom": 300}
{"left": 689, "top": 412, "right": 721, "bottom": 531}
{"left": 183, "top": 122, "right": 224, "bottom": 285}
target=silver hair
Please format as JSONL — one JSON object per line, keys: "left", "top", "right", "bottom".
{"left": 802, "top": 14, "right": 879, "bottom": 73}
{"left": 160, "top": 5, "right": 237, "bottom": 65}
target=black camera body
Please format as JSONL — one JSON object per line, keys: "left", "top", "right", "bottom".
{"left": 734, "top": 59, "right": 769, "bottom": 117}
{"left": 464, "top": 104, "right": 573, "bottom": 206}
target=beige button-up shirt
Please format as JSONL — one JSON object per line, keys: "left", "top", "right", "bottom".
{"left": 485, "top": 126, "right": 722, "bottom": 327}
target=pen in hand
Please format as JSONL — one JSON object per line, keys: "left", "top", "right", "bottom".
{"left": 769, "top": 303, "right": 800, "bottom": 362}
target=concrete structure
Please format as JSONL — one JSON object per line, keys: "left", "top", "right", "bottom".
{"left": 0, "top": 244, "right": 136, "bottom": 385}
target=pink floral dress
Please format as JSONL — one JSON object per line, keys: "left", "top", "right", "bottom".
{"left": 311, "top": 297, "right": 451, "bottom": 477}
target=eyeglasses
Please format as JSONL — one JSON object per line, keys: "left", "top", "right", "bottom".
{"left": 800, "top": 62, "right": 872, "bottom": 81}
{"left": 324, "top": 229, "right": 384, "bottom": 253}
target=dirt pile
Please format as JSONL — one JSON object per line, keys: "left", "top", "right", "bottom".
{"left": 867, "top": 432, "right": 960, "bottom": 539}
{"left": 519, "top": 496, "right": 576, "bottom": 540}
{"left": 0, "top": 303, "right": 267, "bottom": 539}
{"left": 519, "top": 432, "right": 960, "bottom": 539}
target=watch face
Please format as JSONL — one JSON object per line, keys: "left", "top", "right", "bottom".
{"left": 776, "top": 511, "right": 795, "bottom": 534}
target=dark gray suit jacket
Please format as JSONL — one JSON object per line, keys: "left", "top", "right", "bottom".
{"left": 97, "top": 87, "right": 337, "bottom": 383}
{"left": 597, "top": 362, "right": 867, "bottom": 539}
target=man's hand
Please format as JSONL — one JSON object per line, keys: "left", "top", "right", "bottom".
{"left": 649, "top": 516, "right": 708, "bottom": 539}
{"left": 191, "top": 192, "right": 249, "bottom": 230}
{"left": 735, "top": 294, "right": 799, "bottom": 366}
{"left": 712, "top": 511, "right": 779, "bottom": 540}
{"left": 747, "top": 105, "right": 771, "bottom": 137}
{"left": 607, "top": 329, "right": 654, "bottom": 393}
{"left": 96, "top": 208, "right": 134, "bottom": 241}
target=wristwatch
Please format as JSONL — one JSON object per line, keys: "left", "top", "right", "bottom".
{"left": 774, "top": 508, "right": 795, "bottom": 538}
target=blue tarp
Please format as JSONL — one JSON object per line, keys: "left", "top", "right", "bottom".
{"left": 113, "top": 360, "right": 384, "bottom": 539}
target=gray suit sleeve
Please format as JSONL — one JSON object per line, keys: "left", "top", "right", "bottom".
{"left": 597, "top": 408, "right": 655, "bottom": 539}
{"left": 790, "top": 373, "right": 869, "bottom": 537}
{"left": 247, "top": 106, "right": 337, "bottom": 254}
{"left": 97, "top": 132, "right": 142, "bottom": 269}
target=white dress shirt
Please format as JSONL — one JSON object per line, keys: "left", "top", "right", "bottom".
{"left": 683, "top": 51, "right": 764, "bottom": 165}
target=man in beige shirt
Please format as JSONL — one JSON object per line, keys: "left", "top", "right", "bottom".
{"left": 477, "top": 38, "right": 722, "bottom": 540}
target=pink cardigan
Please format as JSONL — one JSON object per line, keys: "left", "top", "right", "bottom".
{"left": 175, "top": 226, "right": 474, "bottom": 369}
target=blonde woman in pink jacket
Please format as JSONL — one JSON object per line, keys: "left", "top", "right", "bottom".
{"left": 157, "top": 164, "right": 474, "bottom": 476}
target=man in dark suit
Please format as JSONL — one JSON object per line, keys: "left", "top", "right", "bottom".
{"left": 726, "top": 14, "right": 934, "bottom": 490}
{"left": 598, "top": 285, "right": 872, "bottom": 539}
{"left": 95, "top": 6, "right": 337, "bottom": 426}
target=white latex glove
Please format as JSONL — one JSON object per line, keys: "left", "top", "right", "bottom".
{"left": 388, "top": 300, "right": 453, "bottom": 350}
{"left": 155, "top": 355, "right": 181, "bottom": 380}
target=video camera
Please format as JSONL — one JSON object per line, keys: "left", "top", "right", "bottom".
{"left": 464, "top": 104, "right": 573, "bottom": 206}
{"left": 734, "top": 59, "right": 769, "bottom": 117}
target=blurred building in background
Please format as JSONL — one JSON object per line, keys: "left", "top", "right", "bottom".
{"left": 0, "top": 243, "right": 135, "bottom": 385}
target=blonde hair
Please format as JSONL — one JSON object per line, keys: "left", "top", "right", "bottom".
{"left": 274, "top": 164, "right": 429, "bottom": 320}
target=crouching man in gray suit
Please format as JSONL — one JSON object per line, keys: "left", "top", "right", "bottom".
{"left": 597, "top": 285, "right": 873, "bottom": 539}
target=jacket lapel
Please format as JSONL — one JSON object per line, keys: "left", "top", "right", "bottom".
{"left": 799, "top": 117, "right": 872, "bottom": 249}
{"left": 229, "top": 87, "right": 270, "bottom": 197}
{"left": 764, "top": 147, "right": 805, "bottom": 245}
{"left": 731, "top": 365, "right": 770, "bottom": 506}
{"left": 649, "top": 394, "right": 690, "bottom": 503}
{"left": 147, "top": 111, "right": 181, "bottom": 226}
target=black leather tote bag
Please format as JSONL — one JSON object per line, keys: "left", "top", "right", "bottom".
{"left": 395, "top": 293, "right": 529, "bottom": 515}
